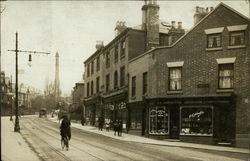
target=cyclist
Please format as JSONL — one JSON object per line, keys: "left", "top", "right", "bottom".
{"left": 60, "top": 115, "right": 71, "bottom": 150}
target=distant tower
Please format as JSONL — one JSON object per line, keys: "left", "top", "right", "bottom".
{"left": 54, "top": 52, "right": 60, "bottom": 103}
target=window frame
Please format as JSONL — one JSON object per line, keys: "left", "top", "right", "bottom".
{"left": 207, "top": 33, "right": 222, "bottom": 48}
{"left": 218, "top": 63, "right": 234, "bottom": 89}
{"left": 106, "top": 52, "right": 110, "bottom": 68}
{"left": 120, "top": 40, "right": 126, "bottom": 59}
{"left": 131, "top": 76, "right": 136, "bottom": 97}
{"left": 114, "top": 71, "right": 118, "bottom": 89}
{"left": 106, "top": 74, "right": 110, "bottom": 92}
{"left": 96, "top": 56, "right": 100, "bottom": 72}
{"left": 120, "top": 66, "right": 125, "bottom": 87}
{"left": 143, "top": 72, "right": 148, "bottom": 95}
{"left": 114, "top": 45, "right": 119, "bottom": 63}
{"left": 91, "top": 61, "right": 94, "bottom": 75}
{"left": 229, "top": 30, "right": 245, "bottom": 46}
{"left": 168, "top": 67, "right": 182, "bottom": 91}
{"left": 91, "top": 81, "right": 94, "bottom": 95}
{"left": 96, "top": 77, "right": 100, "bottom": 93}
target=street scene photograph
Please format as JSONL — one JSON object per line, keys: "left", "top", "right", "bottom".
{"left": 0, "top": 0, "right": 249, "bottom": 161}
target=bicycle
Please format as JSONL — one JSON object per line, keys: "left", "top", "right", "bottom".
{"left": 61, "top": 136, "right": 69, "bottom": 150}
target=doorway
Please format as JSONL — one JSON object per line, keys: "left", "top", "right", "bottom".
{"left": 170, "top": 107, "right": 180, "bottom": 139}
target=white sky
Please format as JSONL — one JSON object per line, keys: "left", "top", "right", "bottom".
{"left": 1, "top": 0, "right": 249, "bottom": 95}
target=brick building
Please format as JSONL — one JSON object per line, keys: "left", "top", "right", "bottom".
{"left": 128, "top": 3, "right": 249, "bottom": 148}
{"left": 83, "top": 0, "right": 184, "bottom": 126}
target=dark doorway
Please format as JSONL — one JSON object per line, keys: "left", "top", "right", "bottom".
{"left": 170, "top": 106, "right": 180, "bottom": 139}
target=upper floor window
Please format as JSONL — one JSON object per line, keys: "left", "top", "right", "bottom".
{"left": 207, "top": 34, "right": 221, "bottom": 48}
{"left": 132, "top": 76, "right": 136, "bottom": 97}
{"left": 87, "top": 82, "right": 89, "bottom": 97}
{"left": 218, "top": 63, "right": 234, "bottom": 89}
{"left": 106, "top": 52, "right": 110, "bottom": 68}
{"left": 87, "top": 64, "right": 90, "bottom": 77}
{"left": 143, "top": 72, "right": 148, "bottom": 95}
{"left": 114, "top": 71, "right": 118, "bottom": 89}
{"left": 91, "top": 81, "right": 94, "bottom": 95}
{"left": 96, "top": 56, "right": 100, "bottom": 72}
{"left": 114, "top": 45, "right": 118, "bottom": 63}
{"left": 96, "top": 77, "right": 99, "bottom": 93}
{"left": 120, "top": 66, "right": 125, "bottom": 87}
{"left": 169, "top": 67, "right": 182, "bottom": 91}
{"left": 120, "top": 40, "right": 126, "bottom": 59}
{"left": 91, "top": 61, "right": 94, "bottom": 75}
{"left": 106, "top": 74, "right": 110, "bottom": 92}
{"left": 229, "top": 31, "right": 244, "bottom": 46}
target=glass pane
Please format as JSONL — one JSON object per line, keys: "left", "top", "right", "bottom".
{"left": 181, "top": 107, "right": 212, "bottom": 135}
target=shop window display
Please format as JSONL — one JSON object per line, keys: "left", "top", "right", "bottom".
{"left": 181, "top": 107, "right": 213, "bottom": 136}
{"left": 149, "top": 106, "right": 169, "bottom": 134}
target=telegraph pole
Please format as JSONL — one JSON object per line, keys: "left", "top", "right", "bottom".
{"left": 8, "top": 32, "right": 50, "bottom": 132}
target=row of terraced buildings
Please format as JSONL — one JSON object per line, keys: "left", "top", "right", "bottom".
{"left": 81, "top": 1, "right": 249, "bottom": 148}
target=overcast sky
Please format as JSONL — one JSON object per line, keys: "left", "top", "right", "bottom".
{"left": 1, "top": 0, "right": 249, "bottom": 95}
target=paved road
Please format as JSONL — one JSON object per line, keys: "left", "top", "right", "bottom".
{"left": 20, "top": 116, "right": 248, "bottom": 161}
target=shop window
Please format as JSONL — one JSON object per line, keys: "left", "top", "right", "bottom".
{"left": 180, "top": 107, "right": 213, "bottom": 136}
{"left": 143, "top": 72, "right": 148, "bottom": 94}
{"left": 229, "top": 31, "right": 244, "bottom": 46}
{"left": 114, "top": 71, "right": 118, "bottom": 89}
{"left": 149, "top": 106, "right": 169, "bottom": 134}
{"left": 131, "top": 109, "right": 142, "bottom": 129}
{"left": 132, "top": 76, "right": 136, "bottom": 97}
{"left": 169, "top": 67, "right": 182, "bottom": 91}
{"left": 218, "top": 63, "right": 234, "bottom": 89}
{"left": 120, "top": 66, "right": 125, "bottom": 87}
{"left": 207, "top": 34, "right": 221, "bottom": 48}
{"left": 96, "top": 77, "right": 99, "bottom": 93}
{"left": 96, "top": 56, "right": 100, "bottom": 72}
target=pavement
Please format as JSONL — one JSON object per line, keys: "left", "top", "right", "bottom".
{"left": 1, "top": 116, "right": 40, "bottom": 161}
{"left": 49, "top": 117, "right": 249, "bottom": 155}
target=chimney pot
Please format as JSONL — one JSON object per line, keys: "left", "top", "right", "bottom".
{"left": 171, "top": 21, "right": 176, "bottom": 28}
{"left": 210, "top": 7, "right": 214, "bottom": 11}
{"left": 206, "top": 7, "right": 209, "bottom": 13}
{"left": 196, "top": 6, "right": 199, "bottom": 13}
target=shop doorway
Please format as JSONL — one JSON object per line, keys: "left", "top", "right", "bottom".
{"left": 170, "top": 107, "right": 180, "bottom": 139}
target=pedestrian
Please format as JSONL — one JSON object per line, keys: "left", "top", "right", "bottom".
{"left": 113, "top": 120, "right": 118, "bottom": 136}
{"left": 81, "top": 116, "right": 85, "bottom": 126}
{"left": 118, "top": 120, "right": 123, "bottom": 136}
{"left": 105, "top": 119, "right": 110, "bottom": 131}
{"left": 98, "top": 116, "right": 104, "bottom": 131}
{"left": 60, "top": 115, "right": 71, "bottom": 151}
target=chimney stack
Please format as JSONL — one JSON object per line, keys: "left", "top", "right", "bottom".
{"left": 177, "top": 22, "right": 182, "bottom": 29}
{"left": 115, "top": 21, "right": 126, "bottom": 36}
{"left": 95, "top": 40, "right": 104, "bottom": 50}
{"left": 193, "top": 6, "right": 213, "bottom": 25}
{"left": 171, "top": 21, "right": 176, "bottom": 29}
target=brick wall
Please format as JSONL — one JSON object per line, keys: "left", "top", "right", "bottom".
{"left": 149, "top": 4, "right": 249, "bottom": 147}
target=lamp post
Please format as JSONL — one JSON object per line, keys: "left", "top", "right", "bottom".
{"left": 8, "top": 32, "right": 50, "bottom": 132}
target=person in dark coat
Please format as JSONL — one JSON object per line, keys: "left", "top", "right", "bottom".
{"left": 118, "top": 120, "right": 123, "bottom": 136}
{"left": 113, "top": 120, "right": 118, "bottom": 136}
{"left": 98, "top": 116, "right": 104, "bottom": 131}
{"left": 60, "top": 116, "right": 71, "bottom": 150}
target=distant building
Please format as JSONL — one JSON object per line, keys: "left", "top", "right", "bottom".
{"left": 128, "top": 3, "right": 249, "bottom": 148}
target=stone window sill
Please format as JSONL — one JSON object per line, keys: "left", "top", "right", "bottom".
{"left": 206, "top": 47, "right": 223, "bottom": 51}
{"left": 227, "top": 45, "right": 246, "bottom": 49}
{"left": 167, "top": 91, "right": 183, "bottom": 94}
{"left": 216, "top": 89, "right": 234, "bottom": 93}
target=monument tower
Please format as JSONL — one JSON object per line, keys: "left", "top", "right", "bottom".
{"left": 54, "top": 52, "right": 60, "bottom": 103}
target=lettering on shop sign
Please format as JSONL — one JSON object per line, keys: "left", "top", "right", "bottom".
{"left": 189, "top": 111, "right": 204, "bottom": 118}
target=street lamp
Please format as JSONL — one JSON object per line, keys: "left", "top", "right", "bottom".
{"left": 8, "top": 32, "right": 50, "bottom": 132}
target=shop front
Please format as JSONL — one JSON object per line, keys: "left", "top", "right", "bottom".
{"left": 146, "top": 94, "right": 235, "bottom": 145}
{"left": 84, "top": 95, "right": 102, "bottom": 126}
